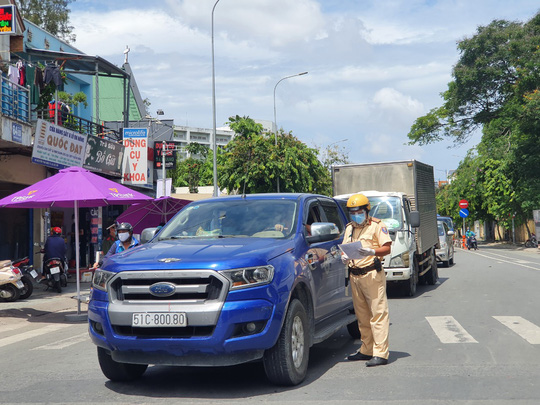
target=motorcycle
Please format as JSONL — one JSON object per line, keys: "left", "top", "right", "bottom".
{"left": 11, "top": 257, "right": 38, "bottom": 300}
{"left": 0, "top": 260, "right": 24, "bottom": 302}
{"left": 525, "top": 234, "right": 538, "bottom": 248}
{"left": 42, "top": 257, "right": 68, "bottom": 293}
{"left": 467, "top": 235, "right": 478, "bottom": 250}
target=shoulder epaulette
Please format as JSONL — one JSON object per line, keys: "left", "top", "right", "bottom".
{"left": 371, "top": 217, "right": 381, "bottom": 224}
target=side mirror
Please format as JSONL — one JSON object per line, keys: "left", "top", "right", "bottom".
{"left": 306, "top": 222, "right": 340, "bottom": 243}
{"left": 409, "top": 211, "right": 420, "bottom": 228}
{"left": 141, "top": 227, "right": 158, "bottom": 244}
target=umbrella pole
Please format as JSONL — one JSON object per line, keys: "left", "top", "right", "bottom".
{"left": 75, "top": 201, "right": 81, "bottom": 315}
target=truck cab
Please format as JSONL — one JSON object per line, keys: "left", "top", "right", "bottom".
{"left": 88, "top": 193, "right": 358, "bottom": 386}
{"left": 335, "top": 191, "right": 420, "bottom": 294}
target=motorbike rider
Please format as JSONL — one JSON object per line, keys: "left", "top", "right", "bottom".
{"left": 41, "top": 227, "right": 67, "bottom": 280}
{"left": 465, "top": 227, "right": 476, "bottom": 248}
{"left": 99, "top": 222, "right": 139, "bottom": 265}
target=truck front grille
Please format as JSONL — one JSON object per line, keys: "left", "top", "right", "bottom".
{"left": 109, "top": 270, "right": 226, "bottom": 302}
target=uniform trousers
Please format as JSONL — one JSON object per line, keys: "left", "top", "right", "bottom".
{"left": 350, "top": 268, "right": 389, "bottom": 359}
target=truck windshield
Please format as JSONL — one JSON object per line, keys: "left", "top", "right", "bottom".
{"left": 368, "top": 196, "right": 403, "bottom": 230}
{"left": 157, "top": 199, "right": 298, "bottom": 240}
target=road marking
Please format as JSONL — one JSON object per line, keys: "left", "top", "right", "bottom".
{"left": 493, "top": 316, "right": 540, "bottom": 344}
{"left": 31, "top": 332, "right": 89, "bottom": 350}
{"left": 0, "top": 324, "right": 71, "bottom": 349}
{"left": 468, "top": 250, "right": 540, "bottom": 271}
{"left": 426, "top": 316, "right": 478, "bottom": 343}
{"left": 0, "top": 322, "right": 30, "bottom": 333}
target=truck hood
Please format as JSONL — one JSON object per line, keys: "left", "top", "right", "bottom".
{"left": 102, "top": 237, "right": 296, "bottom": 272}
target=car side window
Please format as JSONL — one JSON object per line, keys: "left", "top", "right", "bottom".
{"left": 320, "top": 200, "right": 344, "bottom": 233}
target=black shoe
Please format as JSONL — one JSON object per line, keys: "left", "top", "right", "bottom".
{"left": 366, "top": 356, "right": 388, "bottom": 367}
{"left": 347, "top": 352, "right": 372, "bottom": 361}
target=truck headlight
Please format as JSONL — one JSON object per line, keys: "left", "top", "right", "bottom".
{"left": 389, "top": 251, "right": 409, "bottom": 268}
{"left": 220, "top": 266, "right": 274, "bottom": 290}
{"left": 92, "top": 269, "right": 115, "bottom": 291}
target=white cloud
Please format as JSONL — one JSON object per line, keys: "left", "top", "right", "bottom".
{"left": 68, "top": 0, "right": 540, "bottom": 177}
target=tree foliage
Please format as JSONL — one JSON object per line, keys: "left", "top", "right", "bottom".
{"left": 173, "top": 143, "right": 213, "bottom": 193}
{"left": 409, "top": 12, "right": 540, "bottom": 234}
{"left": 218, "top": 115, "right": 332, "bottom": 195}
{"left": 16, "top": 0, "right": 76, "bottom": 43}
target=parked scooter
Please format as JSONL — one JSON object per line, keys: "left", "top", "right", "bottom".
{"left": 467, "top": 235, "right": 478, "bottom": 250}
{"left": 0, "top": 260, "right": 24, "bottom": 302}
{"left": 11, "top": 257, "right": 38, "bottom": 299}
{"left": 525, "top": 233, "right": 538, "bottom": 248}
{"left": 42, "top": 257, "right": 68, "bottom": 293}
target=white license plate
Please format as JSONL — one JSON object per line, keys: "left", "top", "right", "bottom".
{"left": 50, "top": 266, "right": 60, "bottom": 275}
{"left": 16, "top": 280, "right": 24, "bottom": 288}
{"left": 30, "top": 270, "right": 38, "bottom": 278}
{"left": 132, "top": 312, "right": 187, "bottom": 327}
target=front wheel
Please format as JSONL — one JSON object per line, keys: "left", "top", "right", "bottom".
{"left": 403, "top": 257, "right": 418, "bottom": 297}
{"left": 19, "top": 275, "right": 34, "bottom": 299}
{"left": 0, "top": 284, "right": 20, "bottom": 302}
{"left": 97, "top": 347, "right": 148, "bottom": 382}
{"left": 263, "top": 299, "right": 310, "bottom": 386}
{"left": 525, "top": 241, "right": 533, "bottom": 248}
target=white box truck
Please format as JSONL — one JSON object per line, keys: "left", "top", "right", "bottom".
{"left": 332, "top": 160, "right": 439, "bottom": 296}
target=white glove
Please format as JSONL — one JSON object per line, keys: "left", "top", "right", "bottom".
{"left": 357, "top": 247, "right": 375, "bottom": 257}
{"left": 341, "top": 252, "right": 350, "bottom": 264}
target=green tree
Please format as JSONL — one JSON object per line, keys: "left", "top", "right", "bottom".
{"left": 317, "top": 142, "right": 350, "bottom": 174}
{"left": 173, "top": 143, "right": 212, "bottom": 193}
{"left": 408, "top": 12, "right": 540, "bottom": 234}
{"left": 16, "top": 0, "right": 76, "bottom": 43}
{"left": 219, "top": 115, "right": 331, "bottom": 195}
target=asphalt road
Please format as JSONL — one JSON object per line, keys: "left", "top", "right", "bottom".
{"left": 1, "top": 244, "right": 539, "bottom": 404}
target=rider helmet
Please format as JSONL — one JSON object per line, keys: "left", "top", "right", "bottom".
{"left": 51, "top": 227, "right": 62, "bottom": 235}
{"left": 117, "top": 222, "right": 133, "bottom": 233}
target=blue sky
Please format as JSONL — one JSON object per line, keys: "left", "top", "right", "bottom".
{"left": 69, "top": 0, "right": 540, "bottom": 182}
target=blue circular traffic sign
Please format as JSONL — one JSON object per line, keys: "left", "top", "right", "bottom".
{"left": 459, "top": 208, "right": 469, "bottom": 218}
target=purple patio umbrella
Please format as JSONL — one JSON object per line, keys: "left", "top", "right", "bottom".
{"left": 116, "top": 196, "right": 191, "bottom": 234}
{"left": 0, "top": 166, "right": 153, "bottom": 315}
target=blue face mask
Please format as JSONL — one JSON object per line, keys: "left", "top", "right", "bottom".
{"left": 351, "top": 212, "right": 366, "bottom": 224}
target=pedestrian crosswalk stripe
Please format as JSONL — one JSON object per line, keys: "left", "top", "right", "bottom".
{"left": 493, "top": 316, "right": 540, "bottom": 344}
{"left": 0, "top": 324, "right": 71, "bottom": 349}
{"left": 31, "top": 332, "right": 89, "bottom": 350}
{"left": 426, "top": 316, "right": 478, "bottom": 343}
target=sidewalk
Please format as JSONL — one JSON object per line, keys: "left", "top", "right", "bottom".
{"left": 0, "top": 278, "right": 91, "bottom": 326}
{"left": 459, "top": 240, "right": 540, "bottom": 252}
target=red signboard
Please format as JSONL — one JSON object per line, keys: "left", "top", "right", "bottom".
{"left": 459, "top": 199, "right": 468, "bottom": 209}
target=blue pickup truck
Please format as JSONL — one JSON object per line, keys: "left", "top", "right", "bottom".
{"left": 88, "top": 193, "right": 358, "bottom": 385}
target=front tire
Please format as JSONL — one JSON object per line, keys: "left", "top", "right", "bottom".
{"left": 97, "top": 347, "right": 148, "bottom": 382}
{"left": 0, "top": 284, "right": 20, "bottom": 302}
{"left": 19, "top": 275, "right": 34, "bottom": 299}
{"left": 263, "top": 299, "right": 309, "bottom": 386}
{"left": 403, "top": 257, "right": 418, "bottom": 296}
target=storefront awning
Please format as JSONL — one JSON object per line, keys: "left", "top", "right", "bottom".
{"left": 15, "top": 47, "right": 129, "bottom": 79}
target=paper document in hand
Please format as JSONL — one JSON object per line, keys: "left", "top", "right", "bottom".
{"left": 338, "top": 241, "right": 367, "bottom": 260}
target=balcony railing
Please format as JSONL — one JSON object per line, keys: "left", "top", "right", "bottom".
{"left": 34, "top": 108, "right": 122, "bottom": 143}
{"left": 1, "top": 76, "right": 30, "bottom": 123}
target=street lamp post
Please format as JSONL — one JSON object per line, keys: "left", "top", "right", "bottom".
{"left": 211, "top": 0, "right": 221, "bottom": 197}
{"left": 273, "top": 71, "right": 308, "bottom": 193}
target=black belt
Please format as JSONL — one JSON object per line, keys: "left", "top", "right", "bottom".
{"left": 349, "top": 264, "right": 376, "bottom": 276}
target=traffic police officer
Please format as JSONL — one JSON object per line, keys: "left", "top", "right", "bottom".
{"left": 342, "top": 193, "right": 392, "bottom": 367}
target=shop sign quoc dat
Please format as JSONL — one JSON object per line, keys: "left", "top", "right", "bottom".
{"left": 31, "top": 119, "right": 87, "bottom": 169}
{"left": 122, "top": 128, "right": 148, "bottom": 185}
